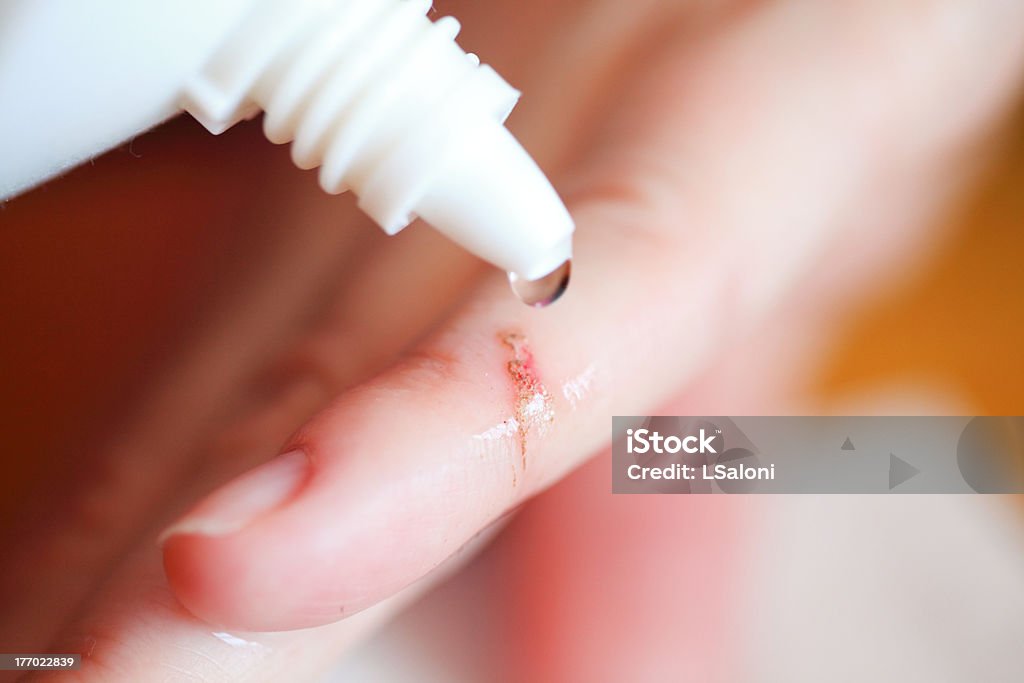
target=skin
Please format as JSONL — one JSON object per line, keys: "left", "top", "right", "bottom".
{"left": 2, "top": 0, "right": 1024, "bottom": 679}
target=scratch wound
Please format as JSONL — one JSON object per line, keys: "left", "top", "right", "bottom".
{"left": 499, "top": 332, "right": 554, "bottom": 475}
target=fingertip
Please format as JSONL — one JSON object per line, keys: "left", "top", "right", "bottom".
{"left": 161, "top": 309, "right": 587, "bottom": 632}
{"left": 163, "top": 533, "right": 263, "bottom": 630}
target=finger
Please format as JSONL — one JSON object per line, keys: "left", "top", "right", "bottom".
{"left": 40, "top": 524, "right": 496, "bottom": 683}
{"left": 158, "top": 189, "right": 737, "bottom": 632}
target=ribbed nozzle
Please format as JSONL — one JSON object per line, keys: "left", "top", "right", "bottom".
{"left": 181, "top": 0, "right": 574, "bottom": 289}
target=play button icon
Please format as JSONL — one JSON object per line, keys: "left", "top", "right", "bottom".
{"left": 889, "top": 453, "right": 920, "bottom": 490}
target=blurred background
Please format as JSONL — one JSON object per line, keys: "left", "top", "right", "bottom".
{"left": 2, "top": 41, "right": 1024, "bottom": 683}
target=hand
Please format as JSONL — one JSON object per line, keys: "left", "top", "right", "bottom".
{"left": 3, "top": 0, "right": 1022, "bottom": 679}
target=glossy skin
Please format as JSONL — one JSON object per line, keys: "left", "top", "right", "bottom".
{"left": 2, "top": 1, "right": 1024, "bottom": 680}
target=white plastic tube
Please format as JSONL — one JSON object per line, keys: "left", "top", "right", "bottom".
{"left": 0, "top": 0, "right": 574, "bottom": 284}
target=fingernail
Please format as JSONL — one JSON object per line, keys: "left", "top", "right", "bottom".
{"left": 158, "top": 450, "right": 308, "bottom": 545}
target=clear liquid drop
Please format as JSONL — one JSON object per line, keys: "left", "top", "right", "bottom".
{"left": 509, "top": 259, "right": 571, "bottom": 308}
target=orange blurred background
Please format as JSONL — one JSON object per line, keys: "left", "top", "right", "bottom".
{"left": 818, "top": 107, "right": 1024, "bottom": 413}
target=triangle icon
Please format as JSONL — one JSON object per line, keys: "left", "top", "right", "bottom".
{"left": 841, "top": 437, "right": 855, "bottom": 451}
{"left": 889, "top": 453, "right": 920, "bottom": 490}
